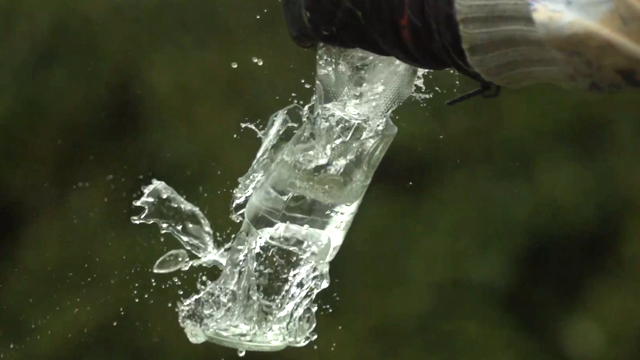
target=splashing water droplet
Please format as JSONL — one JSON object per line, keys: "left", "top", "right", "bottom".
{"left": 153, "top": 249, "right": 190, "bottom": 273}
{"left": 237, "top": 350, "right": 246, "bottom": 357}
{"left": 231, "top": 62, "right": 238, "bottom": 68}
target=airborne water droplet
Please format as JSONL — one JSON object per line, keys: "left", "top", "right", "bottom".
{"left": 237, "top": 349, "right": 246, "bottom": 357}
{"left": 231, "top": 62, "right": 238, "bottom": 68}
{"left": 252, "top": 57, "right": 263, "bottom": 66}
{"left": 153, "top": 249, "right": 190, "bottom": 273}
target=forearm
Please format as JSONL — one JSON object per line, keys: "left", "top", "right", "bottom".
{"left": 282, "top": 0, "right": 640, "bottom": 92}
{"left": 455, "top": 0, "right": 640, "bottom": 91}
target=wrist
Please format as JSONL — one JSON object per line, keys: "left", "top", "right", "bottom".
{"left": 454, "top": 0, "right": 574, "bottom": 88}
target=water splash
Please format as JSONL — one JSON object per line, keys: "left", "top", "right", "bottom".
{"left": 131, "top": 180, "right": 228, "bottom": 268}
{"left": 230, "top": 104, "right": 305, "bottom": 223}
{"left": 132, "top": 45, "right": 417, "bottom": 353}
{"left": 153, "top": 249, "right": 190, "bottom": 273}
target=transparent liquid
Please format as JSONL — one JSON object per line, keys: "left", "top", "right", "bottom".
{"left": 131, "top": 45, "right": 417, "bottom": 353}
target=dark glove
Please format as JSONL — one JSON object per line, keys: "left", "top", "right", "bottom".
{"left": 281, "top": 0, "right": 486, "bottom": 84}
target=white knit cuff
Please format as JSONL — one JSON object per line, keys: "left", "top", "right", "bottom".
{"left": 455, "top": 0, "right": 575, "bottom": 88}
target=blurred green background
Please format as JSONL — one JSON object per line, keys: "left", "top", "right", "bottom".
{"left": 1, "top": 1, "right": 640, "bottom": 359}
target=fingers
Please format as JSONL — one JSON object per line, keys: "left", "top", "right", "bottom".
{"left": 282, "top": 0, "right": 385, "bottom": 54}
{"left": 280, "top": 0, "right": 468, "bottom": 73}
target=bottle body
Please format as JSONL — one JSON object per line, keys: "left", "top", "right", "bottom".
{"left": 180, "top": 103, "right": 398, "bottom": 350}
